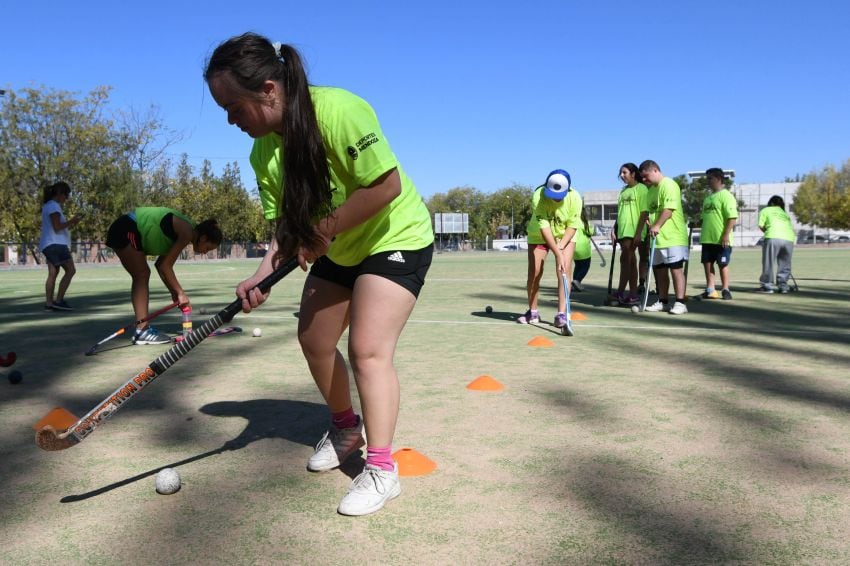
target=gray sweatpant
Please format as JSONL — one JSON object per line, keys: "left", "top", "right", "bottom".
{"left": 760, "top": 239, "right": 794, "bottom": 290}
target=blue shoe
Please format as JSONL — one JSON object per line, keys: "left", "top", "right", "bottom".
{"left": 133, "top": 326, "right": 171, "bottom": 345}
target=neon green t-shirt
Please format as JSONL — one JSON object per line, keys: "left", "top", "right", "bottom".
{"left": 525, "top": 187, "right": 544, "bottom": 245}
{"left": 700, "top": 189, "right": 738, "bottom": 246}
{"left": 617, "top": 183, "right": 647, "bottom": 240}
{"left": 573, "top": 223, "right": 593, "bottom": 261}
{"left": 250, "top": 86, "right": 434, "bottom": 266}
{"left": 643, "top": 177, "right": 688, "bottom": 248}
{"left": 534, "top": 189, "right": 583, "bottom": 241}
{"left": 134, "top": 207, "right": 193, "bottom": 256}
{"left": 758, "top": 206, "right": 795, "bottom": 242}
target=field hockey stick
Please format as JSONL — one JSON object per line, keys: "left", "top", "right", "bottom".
{"left": 603, "top": 241, "right": 617, "bottom": 305}
{"left": 683, "top": 223, "right": 695, "bottom": 281}
{"left": 0, "top": 351, "right": 16, "bottom": 368}
{"left": 84, "top": 302, "right": 179, "bottom": 356}
{"left": 560, "top": 271, "right": 575, "bottom": 336}
{"left": 590, "top": 238, "right": 607, "bottom": 267}
{"left": 639, "top": 237, "right": 657, "bottom": 312}
{"left": 789, "top": 273, "right": 799, "bottom": 292}
{"left": 35, "top": 256, "right": 299, "bottom": 451}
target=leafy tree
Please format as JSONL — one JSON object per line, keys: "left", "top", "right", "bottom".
{"left": 485, "top": 184, "right": 535, "bottom": 239}
{"left": 162, "top": 155, "right": 267, "bottom": 243}
{"left": 792, "top": 160, "right": 850, "bottom": 229}
{"left": 0, "top": 86, "right": 268, "bottom": 265}
{"left": 0, "top": 86, "right": 174, "bottom": 260}
{"left": 425, "top": 184, "right": 536, "bottom": 248}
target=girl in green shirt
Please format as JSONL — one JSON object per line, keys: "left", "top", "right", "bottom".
{"left": 105, "top": 208, "right": 222, "bottom": 344}
{"left": 206, "top": 32, "right": 434, "bottom": 516}
{"left": 612, "top": 163, "right": 648, "bottom": 305}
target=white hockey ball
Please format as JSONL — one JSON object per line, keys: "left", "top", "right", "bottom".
{"left": 252, "top": 327, "right": 262, "bottom": 337}
{"left": 631, "top": 305, "right": 640, "bottom": 313}
{"left": 155, "top": 468, "right": 181, "bottom": 495}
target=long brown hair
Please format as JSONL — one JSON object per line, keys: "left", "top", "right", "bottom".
{"left": 204, "top": 33, "right": 332, "bottom": 258}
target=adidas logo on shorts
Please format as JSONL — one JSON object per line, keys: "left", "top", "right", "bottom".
{"left": 387, "top": 251, "right": 405, "bottom": 263}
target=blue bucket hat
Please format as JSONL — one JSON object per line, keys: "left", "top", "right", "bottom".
{"left": 543, "top": 169, "right": 571, "bottom": 201}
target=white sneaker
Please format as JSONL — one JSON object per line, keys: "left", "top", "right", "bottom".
{"left": 644, "top": 300, "right": 669, "bottom": 312}
{"left": 307, "top": 419, "right": 365, "bottom": 472}
{"left": 337, "top": 463, "right": 401, "bottom": 516}
{"left": 669, "top": 301, "right": 688, "bottom": 315}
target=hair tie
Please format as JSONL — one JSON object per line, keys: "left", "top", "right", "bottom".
{"left": 271, "top": 42, "right": 285, "bottom": 62}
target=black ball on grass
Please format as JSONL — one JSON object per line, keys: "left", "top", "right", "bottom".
{"left": 8, "top": 370, "right": 23, "bottom": 384}
{"left": 485, "top": 305, "right": 493, "bottom": 313}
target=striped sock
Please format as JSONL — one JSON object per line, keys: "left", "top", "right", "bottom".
{"left": 331, "top": 407, "right": 358, "bottom": 429}
{"left": 366, "top": 445, "right": 395, "bottom": 471}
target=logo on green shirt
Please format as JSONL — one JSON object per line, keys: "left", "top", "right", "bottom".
{"left": 356, "top": 133, "right": 379, "bottom": 152}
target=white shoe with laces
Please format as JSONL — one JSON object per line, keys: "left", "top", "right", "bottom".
{"left": 668, "top": 301, "right": 688, "bottom": 315}
{"left": 337, "top": 463, "right": 401, "bottom": 516}
{"left": 644, "top": 300, "right": 669, "bottom": 312}
{"left": 307, "top": 419, "right": 365, "bottom": 472}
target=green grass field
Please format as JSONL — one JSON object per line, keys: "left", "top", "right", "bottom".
{"left": 1, "top": 247, "right": 849, "bottom": 564}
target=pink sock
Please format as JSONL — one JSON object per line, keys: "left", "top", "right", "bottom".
{"left": 331, "top": 408, "right": 358, "bottom": 429}
{"left": 366, "top": 446, "right": 395, "bottom": 471}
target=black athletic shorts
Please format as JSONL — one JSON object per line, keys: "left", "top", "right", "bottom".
{"left": 700, "top": 243, "right": 732, "bottom": 266}
{"left": 106, "top": 214, "right": 143, "bottom": 252}
{"left": 42, "top": 244, "right": 72, "bottom": 266}
{"left": 309, "top": 245, "right": 433, "bottom": 298}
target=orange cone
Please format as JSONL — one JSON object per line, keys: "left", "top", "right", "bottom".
{"left": 393, "top": 447, "right": 437, "bottom": 476}
{"left": 570, "top": 311, "right": 588, "bottom": 321}
{"left": 33, "top": 407, "right": 79, "bottom": 431}
{"left": 527, "top": 336, "right": 554, "bottom": 348}
{"left": 466, "top": 375, "right": 504, "bottom": 391}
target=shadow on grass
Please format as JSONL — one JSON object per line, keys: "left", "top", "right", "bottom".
{"left": 532, "top": 314, "right": 849, "bottom": 561}
{"left": 60, "top": 398, "right": 333, "bottom": 502}
{"left": 566, "top": 454, "right": 749, "bottom": 563}
{"left": 469, "top": 310, "right": 518, "bottom": 322}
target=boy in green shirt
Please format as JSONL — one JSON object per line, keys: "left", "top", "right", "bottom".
{"left": 638, "top": 160, "right": 690, "bottom": 315}
{"left": 698, "top": 168, "right": 738, "bottom": 300}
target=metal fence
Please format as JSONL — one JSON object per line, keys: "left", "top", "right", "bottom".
{"left": 1, "top": 241, "right": 270, "bottom": 266}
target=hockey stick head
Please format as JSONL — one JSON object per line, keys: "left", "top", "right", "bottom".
{"left": 1, "top": 351, "right": 17, "bottom": 367}
{"left": 33, "top": 407, "right": 81, "bottom": 451}
{"left": 35, "top": 425, "right": 79, "bottom": 451}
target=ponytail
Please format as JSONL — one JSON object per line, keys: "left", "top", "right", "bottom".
{"left": 275, "top": 44, "right": 332, "bottom": 256}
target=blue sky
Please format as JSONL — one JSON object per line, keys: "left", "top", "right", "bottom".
{"left": 3, "top": 1, "right": 849, "bottom": 197}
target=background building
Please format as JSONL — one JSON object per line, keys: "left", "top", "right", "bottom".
{"left": 579, "top": 181, "right": 849, "bottom": 246}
